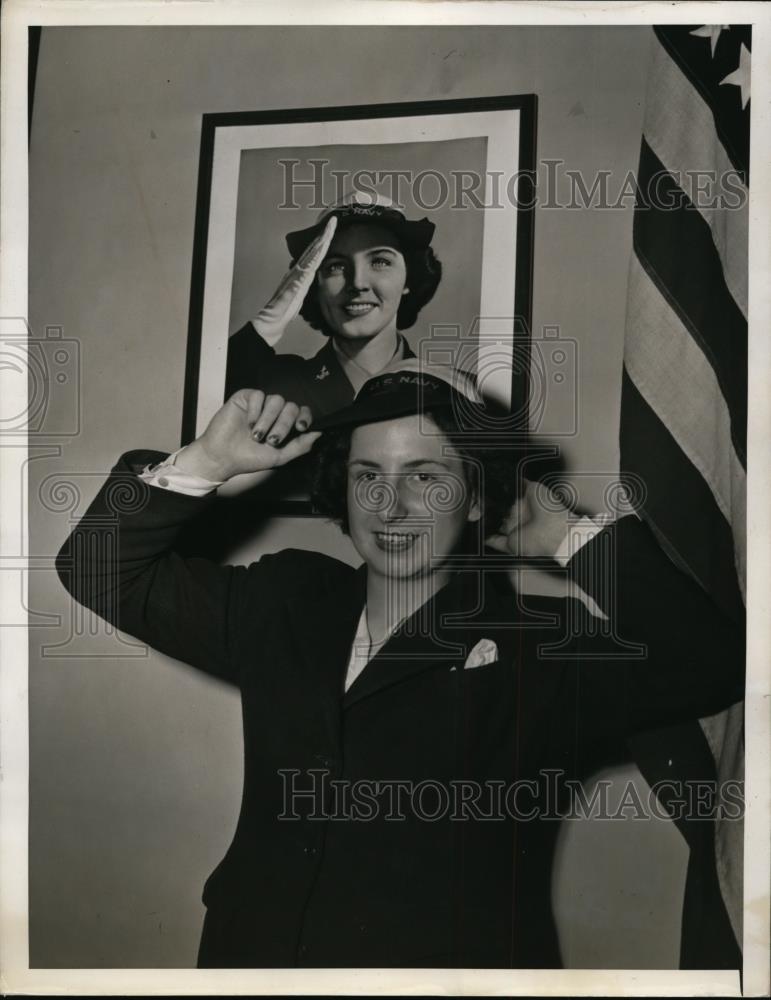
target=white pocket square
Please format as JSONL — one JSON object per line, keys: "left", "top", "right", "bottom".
{"left": 461, "top": 638, "right": 499, "bottom": 670}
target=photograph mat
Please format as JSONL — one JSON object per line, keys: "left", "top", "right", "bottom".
{"left": 197, "top": 109, "right": 521, "bottom": 433}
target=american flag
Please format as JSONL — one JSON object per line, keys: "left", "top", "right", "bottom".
{"left": 620, "top": 25, "right": 749, "bottom": 968}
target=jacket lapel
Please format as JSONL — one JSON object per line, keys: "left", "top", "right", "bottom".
{"left": 301, "top": 341, "right": 355, "bottom": 417}
{"left": 288, "top": 564, "right": 366, "bottom": 739}
{"left": 342, "top": 567, "right": 517, "bottom": 710}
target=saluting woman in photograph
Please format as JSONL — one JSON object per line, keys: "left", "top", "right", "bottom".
{"left": 224, "top": 191, "right": 442, "bottom": 417}
{"left": 57, "top": 362, "right": 744, "bottom": 969}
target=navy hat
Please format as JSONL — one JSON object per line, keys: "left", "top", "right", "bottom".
{"left": 312, "top": 360, "right": 488, "bottom": 432}
{"left": 285, "top": 191, "right": 435, "bottom": 262}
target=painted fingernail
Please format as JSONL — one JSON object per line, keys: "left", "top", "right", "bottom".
{"left": 254, "top": 430, "right": 265, "bottom": 442}
{"left": 267, "top": 434, "right": 280, "bottom": 446}
{"left": 296, "top": 420, "right": 308, "bottom": 431}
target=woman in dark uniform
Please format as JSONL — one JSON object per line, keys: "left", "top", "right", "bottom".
{"left": 57, "top": 365, "right": 745, "bottom": 968}
{"left": 224, "top": 191, "right": 443, "bottom": 419}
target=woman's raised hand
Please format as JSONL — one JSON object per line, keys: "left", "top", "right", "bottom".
{"left": 251, "top": 216, "right": 338, "bottom": 345}
{"left": 175, "top": 390, "right": 320, "bottom": 482}
{"left": 485, "top": 480, "right": 571, "bottom": 559}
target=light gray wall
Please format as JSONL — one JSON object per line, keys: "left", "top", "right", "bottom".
{"left": 29, "top": 24, "right": 687, "bottom": 970}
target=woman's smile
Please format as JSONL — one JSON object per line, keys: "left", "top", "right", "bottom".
{"left": 343, "top": 301, "right": 378, "bottom": 317}
{"left": 374, "top": 529, "right": 418, "bottom": 552}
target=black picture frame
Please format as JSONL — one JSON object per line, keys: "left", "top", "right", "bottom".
{"left": 182, "top": 94, "right": 537, "bottom": 515}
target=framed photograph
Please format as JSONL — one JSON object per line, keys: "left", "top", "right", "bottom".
{"left": 181, "top": 95, "right": 537, "bottom": 472}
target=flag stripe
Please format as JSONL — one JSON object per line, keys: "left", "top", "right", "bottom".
{"left": 643, "top": 39, "right": 748, "bottom": 317}
{"left": 621, "top": 25, "right": 749, "bottom": 966}
{"left": 624, "top": 255, "right": 746, "bottom": 589}
{"left": 698, "top": 701, "right": 744, "bottom": 944}
{"left": 619, "top": 367, "right": 744, "bottom": 623}
{"left": 634, "top": 140, "right": 747, "bottom": 463}
{"left": 653, "top": 26, "right": 750, "bottom": 181}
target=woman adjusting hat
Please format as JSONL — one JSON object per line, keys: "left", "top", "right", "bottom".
{"left": 57, "top": 364, "right": 745, "bottom": 968}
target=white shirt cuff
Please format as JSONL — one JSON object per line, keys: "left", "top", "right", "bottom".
{"left": 553, "top": 514, "right": 615, "bottom": 567}
{"left": 139, "top": 448, "right": 224, "bottom": 497}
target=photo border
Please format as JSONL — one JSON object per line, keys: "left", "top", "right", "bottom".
{"left": 1, "top": 2, "right": 768, "bottom": 996}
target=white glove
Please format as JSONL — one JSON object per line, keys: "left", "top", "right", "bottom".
{"left": 252, "top": 216, "right": 338, "bottom": 346}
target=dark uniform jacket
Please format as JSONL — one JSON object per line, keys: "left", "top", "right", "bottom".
{"left": 224, "top": 322, "right": 415, "bottom": 417}
{"left": 56, "top": 452, "right": 745, "bottom": 969}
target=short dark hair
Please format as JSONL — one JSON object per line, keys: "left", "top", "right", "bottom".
{"left": 310, "top": 407, "right": 524, "bottom": 537}
{"left": 298, "top": 245, "right": 443, "bottom": 336}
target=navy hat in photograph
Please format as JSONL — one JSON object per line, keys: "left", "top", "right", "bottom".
{"left": 312, "top": 359, "right": 488, "bottom": 432}
{"left": 285, "top": 191, "right": 436, "bottom": 262}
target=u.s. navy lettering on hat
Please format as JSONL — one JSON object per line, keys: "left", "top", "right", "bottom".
{"left": 312, "top": 359, "right": 484, "bottom": 432}
{"left": 285, "top": 191, "right": 436, "bottom": 262}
